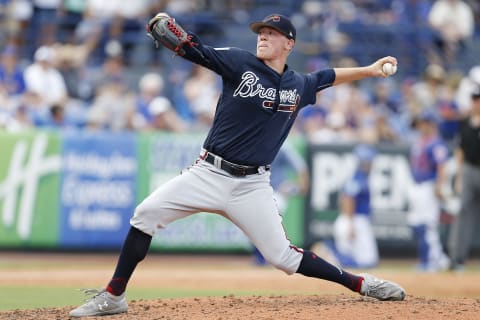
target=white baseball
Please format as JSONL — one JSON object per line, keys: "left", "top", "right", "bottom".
{"left": 382, "top": 62, "right": 397, "bottom": 76}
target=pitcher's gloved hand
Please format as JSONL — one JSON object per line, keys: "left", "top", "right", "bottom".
{"left": 146, "top": 12, "right": 195, "bottom": 56}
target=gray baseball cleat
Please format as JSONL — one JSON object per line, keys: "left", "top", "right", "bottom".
{"left": 69, "top": 289, "right": 128, "bottom": 317}
{"left": 359, "top": 273, "right": 406, "bottom": 301}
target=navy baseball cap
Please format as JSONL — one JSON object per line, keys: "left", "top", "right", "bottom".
{"left": 250, "top": 14, "right": 296, "bottom": 40}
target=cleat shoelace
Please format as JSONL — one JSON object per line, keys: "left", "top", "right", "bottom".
{"left": 79, "top": 288, "right": 105, "bottom": 302}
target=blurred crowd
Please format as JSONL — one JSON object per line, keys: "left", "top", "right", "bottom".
{"left": 0, "top": 0, "right": 480, "bottom": 149}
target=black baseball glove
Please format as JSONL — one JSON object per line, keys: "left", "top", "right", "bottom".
{"left": 146, "top": 13, "right": 195, "bottom": 56}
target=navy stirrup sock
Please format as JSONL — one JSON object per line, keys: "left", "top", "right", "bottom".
{"left": 296, "top": 250, "right": 363, "bottom": 292}
{"left": 106, "top": 227, "right": 152, "bottom": 296}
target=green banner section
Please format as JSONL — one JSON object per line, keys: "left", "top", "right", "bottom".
{"left": 0, "top": 132, "right": 61, "bottom": 247}
{"left": 279, "top": 136, "right": 307, "bottom": 247}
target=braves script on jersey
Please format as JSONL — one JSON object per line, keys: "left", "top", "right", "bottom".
{"left": 183, "top": 37, "right": 335, "bottom": 166}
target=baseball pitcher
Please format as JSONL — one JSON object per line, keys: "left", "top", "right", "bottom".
{"left": 70, "top": 13, "right": 405, "bottom": 317}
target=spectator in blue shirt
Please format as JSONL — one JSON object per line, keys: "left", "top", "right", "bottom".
{"left": 0, "top": 46, "right": 26, "bottom": 97}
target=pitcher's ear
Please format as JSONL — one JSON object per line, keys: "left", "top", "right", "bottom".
{"left": 286, "top": 39, "right": 295, "bottom": 51}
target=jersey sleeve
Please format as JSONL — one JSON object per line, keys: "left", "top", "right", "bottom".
{"left": 430, "top": 141, "right": 449, "bottom": 165}
{"left": 181, "top": 33, "right": 244, "bottom": 78}
{"left": 312, "top": 69, "right": 336, "bottom": 91}
{"left": 303, "top": 69, "right": 336, "bottom": 105}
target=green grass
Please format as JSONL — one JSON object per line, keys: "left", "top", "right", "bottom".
{"left": 0, "top": 286, "right": 274, "bottom": 311}
{"left": 2, "top": 258, "right": 478, "bottom": 311}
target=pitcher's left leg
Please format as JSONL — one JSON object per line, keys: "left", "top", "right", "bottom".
{"left": 224, "top": 176, "right": 366, "bottom": 295}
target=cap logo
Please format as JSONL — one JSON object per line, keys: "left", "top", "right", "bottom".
{"left": 272, "top": 15, "right": 280, "bottom": 22}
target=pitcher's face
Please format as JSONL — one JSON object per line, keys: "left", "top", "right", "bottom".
{"left": 256, "top": 27, "right": 293, "bottom": 61}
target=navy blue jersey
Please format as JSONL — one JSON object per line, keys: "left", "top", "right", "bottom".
{"left": 183, "top": 35, "right": 335, "bottom": 166}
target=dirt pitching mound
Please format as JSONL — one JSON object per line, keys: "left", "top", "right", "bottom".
{"left": 2, "top": 294, "right": 480, "bottom": 320}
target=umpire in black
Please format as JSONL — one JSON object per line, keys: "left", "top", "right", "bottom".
{"left": 448, "top": 85, "right": 480, "bottom": 271}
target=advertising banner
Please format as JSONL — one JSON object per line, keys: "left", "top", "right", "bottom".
{"left": 0, "top": 132, "right": 61, "bottom": 247}
{"left": 305, "top": 143, "right": 413, "bottom": 249}
{"left": 58, "top": 132, "right": 137, "bottom": 248}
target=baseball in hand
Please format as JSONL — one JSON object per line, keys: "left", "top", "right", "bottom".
{"left": 382, "top": 62, "right": 397, "bottom": 76}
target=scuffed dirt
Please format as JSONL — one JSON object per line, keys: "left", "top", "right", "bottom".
{"left": 2, "top": 295, "right": 480, "bottom": 320}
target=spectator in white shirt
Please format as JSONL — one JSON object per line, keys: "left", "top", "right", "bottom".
{"left": 24, "top": 46, "right": 68, "bottom": 118}
{"left": 428, "top": 0, "right": 475, "bottom": 65}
